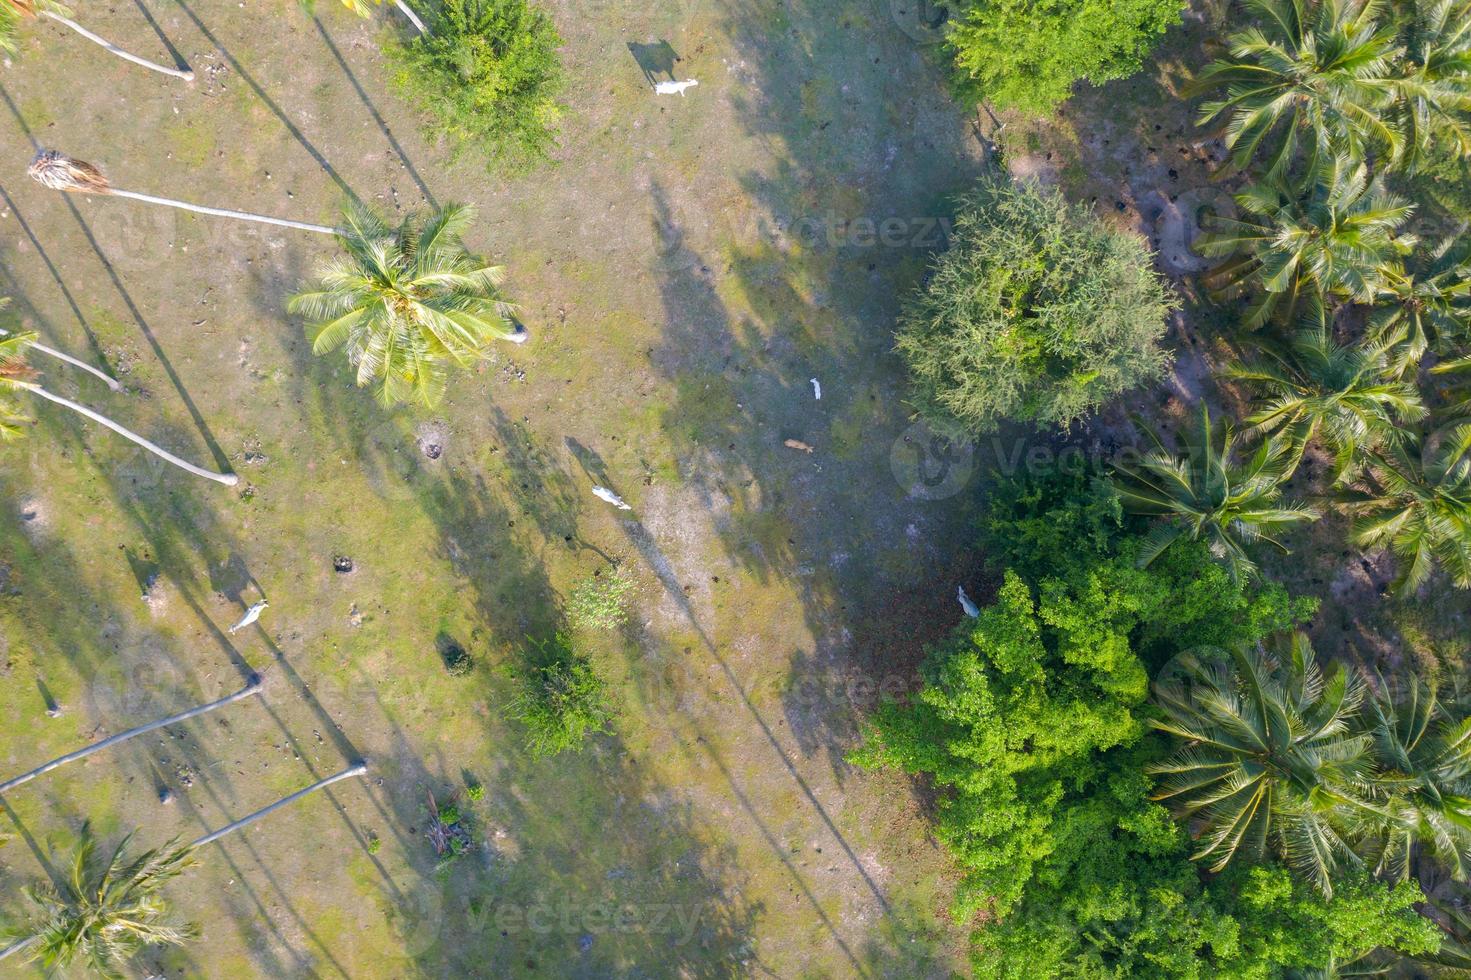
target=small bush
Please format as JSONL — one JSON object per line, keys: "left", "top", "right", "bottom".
{"left": 438, "top": 636, "right": 474, "bottom": 676}
{"left": 897, "top": 178, "right": 1175, "bottom": 436}
{"left": 513, "top": 638, "right": 614, "bottom": 757}
{"left": 386, "top": 0, "right": 564, "bottom": 173}
{"left": 567, "top": 565, "right": 637, "bottom": 632}
{"left": 367, "top": 833, "right": 382, "bottom": 854}
{"left": 437, "top": 804, "right": 461, "bottom": 826}
{"left": 466, "top": 783, "right": 485, "bottom": 802}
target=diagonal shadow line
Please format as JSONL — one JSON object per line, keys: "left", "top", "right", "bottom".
{"left": 0, "top": 797, "right": 66, "bottom": 892}
{"left": 0, "top": 182, "right": 112, "bottom": 373}
{"left": 673, "top": 725, "right": 872, "bottom": 978}
{"left": 170, "top": 0, "right": 359, "bottom": 204}
{"left": 618, "top": 520, "right": 894, "bottom": 914}
{"left": 56, "top": 198, "right": 234, "bottom": 469}
{"left": 128, "top": 0, "right": 193, "bottom": 74}
{"left": 310, "top": 17, "right": 439, "bottom": 209}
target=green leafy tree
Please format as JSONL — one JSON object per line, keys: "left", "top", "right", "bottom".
{"left": 1227, "top": 328, "right": 1425, "bottom": 483}
{"left": 1112, "top": 405, "right": 1322, "bottom": 581}
{"left": 856, "top": 469, "right": 1314, "bottom": 919}
{"left": 1149, "top": 632, "right": 1374, "bottom": 891}
{"left": 386, "top": 0, "right": 564, "bottom": 173}
{"left": 1200, "top": 155, "right": 1416, "bottom": 329}
{"left": 289, "top": 201, "right": 522, "bottom": 408}
{"left": 1339, "top": 421, "right": 1471, "bottom": 589}
{"left": 943, "top": 0, "right": 1185, "bottom": 115}
{"left": 896, "top": 179, "right": 1175, "bottom": 436}
{"left": 1191, "top": 0, "right": 1403, "bottom": 179}
{"left": 0, "top": 830, "right": 197, "bottom": 976}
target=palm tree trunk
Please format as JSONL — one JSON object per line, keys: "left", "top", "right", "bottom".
{"left": 0, "top": 936, "right": 36, "bottom": 962}
{"left": 26, "top": 384, "right": 238, "bottom": 486}
{"left": 0, "top": 329, "right": 120, "bottom": 391}
{"left": 38, "top": 11, "right": 194, "bottom": 82}
{"left": 189, "top": 764, "right": 368, "bottom": 849}
{"left": 0, "top": 679, "right": 262, "bottom": 796}
{"left": 105, "top": 189, "right": 342, "bottom": 236}
{"left": 393, "top": 0, "right": 427, "bottom": 34}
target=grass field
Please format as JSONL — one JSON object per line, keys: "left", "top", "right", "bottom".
{"left": 0, "top": 1, "right": 990, "bottom": 976}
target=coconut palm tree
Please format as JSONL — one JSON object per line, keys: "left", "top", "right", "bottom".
{"left": 289, "top": 201, "right": 524, "bottom": 408}
{"left": 1111, "top": 404, "right": 1322, "bottom": 581}
{"left": 1190, "top": 0, "right": 1404, "bottom": 180}
{"left": 1149, "top": 631, "right": 1375, "bottom": 892}
{"left": 1339, "top": 420, "right": 1471, "bottom": 589}
{"left": 0, "top": 677, "right": 262, "bottom": 795}
{"left": 1226, "top": 327, "right": 1425, "bottom": 483}
{"left": 0, "top": 330, "right": 238, "bottom": 486}
{"left": 0, "top": 764, "right": 367, "bottom": 973}
{"left": 1353, "top": 674, "right": 1471, "bottom": 883}
{"left": 28, "top": 150, "right": 341, "bottom": 236}
{"left": 1366, "top": 240, "right": 1471, "bottom": 369}
{"left": 0, "top": 829, "right": 197, "bottom": 976}
{"left": 1391, "top": 0, "right": 1471, "bottom": 173}
{"left": 0, "top": 1, "right": 193, "bottom": 81}
{"left": 1199, "top": 154, "right": 1417, "bottom": 328}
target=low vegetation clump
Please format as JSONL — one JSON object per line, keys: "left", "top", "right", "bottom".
{"left": 944, "top": 0, "right": 1186, "bottom": 115}
{"left": 386, "top": 0, "right": 564, "bottom": 173}
{"left": 896, "top": 179, "right": 1175, "bottom": 436}
{"left": 511, "top": 637, "right": 614, "bottom": 757}
{"left": 566, "top": 564, "right": 636, "bottom": 632}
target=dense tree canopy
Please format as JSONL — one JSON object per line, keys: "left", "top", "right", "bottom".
{"left": 897, "top": 179, "right": 1175, "bottom": 436}
{"left": 945, "top": 0, "right": 1186, "bottom": 115}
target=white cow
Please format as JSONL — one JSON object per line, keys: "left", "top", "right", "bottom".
{"left": 655, "top": 79, "right": 699, "bottom": 97}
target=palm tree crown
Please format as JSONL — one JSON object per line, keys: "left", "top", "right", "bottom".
{"left": 0, "top": 328, "right": 38, "bottom": 440}
{"left": 1192, "top": 0, "right": 1404, "bottom": 179}
{"left": 289, "top": 202, "right": 521, "bottom": 408}
{"left": 1, "top": 830, "right": 197, "bottom": 979}
{"left": 1200, "top": 155, "right": 1416, "bottom": 328}
{"left": 1227, "top": 327, "right": 1425, "bottom": 482}
{"left": 1112, "top": 404, "right": 1322, "bottom": 581}
{"left": 1357, "top": 675, "right": 1471, "bottom": 882}
{"left": 1149, "top": 632, "right": 1373, "bottom": 892}
{"left": 1392, "top": 0, "right": 1471, "bottom": 172}
{"left": 1367, "top": 240, "right": 1471, "bottom": 369}
{"left": 1340, "top": 420, "right": 1471, "bottom": 590}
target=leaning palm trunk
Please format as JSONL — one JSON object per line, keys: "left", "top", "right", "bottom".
{"left": 38, "top": 10, "right": 194, "bottom": 82}
{"left": 392, "top": 0, "right": 426, "bottom": 33}
{"left": 0, "top": 327, "right": 119, "bottom": 391}
{"left": 189, "top": 763, "right": 368, "bottom": 848}
{"left": 0, "top": 678, "right": 261, "bottom": 795}
{"left": 28, "top": 150, "right": 343, "bottom": 236}
{"left": 26, "top": 384, "right": 237, "bottom": 486}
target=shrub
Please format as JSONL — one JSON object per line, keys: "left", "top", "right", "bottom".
{"left": 466, "top": 783, "right": 485, "bottom": 802}
{"left": 896, "top": 179, "right": 1175, "bottom": 436}
{"left": 566, "top": 565, "right": 637, "bottom": 632}
{"left": 386, "top": 0, "right": 564, "bottom": 173}
{"left": 438, "top": 636, "right": 474, "bottom": 676}
{"left": 512, "top": 638, "right": 613, "bottom": 757}
{"left": 437, "top": 803, "right": 461, "bottom": 825}
{"left": 945, "top": 0, "right": 1185, "bottom": 115}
